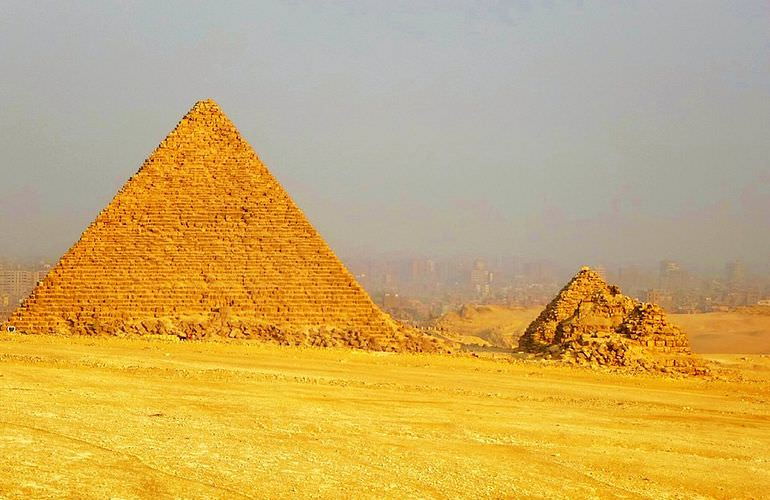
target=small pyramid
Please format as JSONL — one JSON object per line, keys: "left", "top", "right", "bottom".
{"left": 518, "top": 267, "right": 625, "bottom": 351}
{"left": 4, "top": 99, "right": 444, "bottom": 352}
{"left": 519, "top": 267, "right": 706, "bottom": 375}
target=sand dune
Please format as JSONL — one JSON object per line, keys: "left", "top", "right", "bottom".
{"left": 432, "top": 305, "right": 540, "bottom": 347}
{"left": 671, "top": 312, "right": 770, "bottom": 354}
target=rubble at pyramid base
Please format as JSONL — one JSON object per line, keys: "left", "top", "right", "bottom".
{"left": 6, "top": 314, "right": 450, "bottom": 353}
{"left": 544, "top": 332, "right": 708, "bottom": 375}
{"left": 518, "top": 267, "right": 709, "bottom": 376}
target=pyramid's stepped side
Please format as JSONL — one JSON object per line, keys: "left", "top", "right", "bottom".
{"left": 5, "top": 100, "right": 446, "bottom": 353}
{"left": 618, "top": 303, "right": 692, "bottom": 354}
{"left": 518, "top": 267, "right": 706, "bottom": 375}
{"left": 518, "top": 267, "right": 613, "bottom": 351}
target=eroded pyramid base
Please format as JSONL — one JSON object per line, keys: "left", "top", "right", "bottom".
{"left": 546, "top": 333, "right": 709, "bottom": 375}
{"left": 3, "top": 313, "right": 451, "bottom": 353}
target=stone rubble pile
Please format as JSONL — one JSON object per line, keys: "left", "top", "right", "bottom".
{"left": 3, "top": 99, "right": 448, "bottom": 354}
{"left": 519, "top": 267, "right": 708, "bottom": 375}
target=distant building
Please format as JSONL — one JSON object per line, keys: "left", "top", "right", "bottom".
{"left": 0, "top": 262, "right": 51, "bottom": 309}
{"left": 382, "top": 293, "right": 400, "bottom": 310}
{"left": 410, "top": 258, "right": 436, "bottom": 280}
{"left": 646, "top": 289, "right": 673, "bottom": 311}
{"left": 0, "top": 268, "right": 35, "bottom": 298}
{"left": 659, "top": 260, "right": 684, "bottom": 292}
{"left": 408, "top": 258, "right": 438, "bottom": 294}
{"left": 382, "top": 271, "right": 397, "bottom": 292}
{"left": 725, "top": 260, "right": 747, "bottom": 290}
{"left": 616, "top": 265, "right": 655, "bottom": 300}
{"left": 470, "top": 259, "right": 493, "bottom": 297}
{"left": 522, "top": 261, "right": 556, "bottom": 284}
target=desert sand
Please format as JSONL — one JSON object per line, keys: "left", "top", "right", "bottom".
{"left": 672, "top": 312, "right": 770, "bottom": 354}
{"left": 1, "top": 333, "right": 768, "bottom": 498}
{"left": 432, "top": 305, "right": 541, "bottom": 347}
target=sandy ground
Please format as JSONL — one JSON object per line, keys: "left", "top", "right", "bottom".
{"left": 1, "top": 334, "right": 769, "bottom": 499}
{"left": 671, "top": 312, "right": 770, "bottom": 354}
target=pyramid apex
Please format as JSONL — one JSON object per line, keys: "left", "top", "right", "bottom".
{"left": 189, "top": 98, "right": 222, "bottom": 112}
{"left": 574, "top": 266, "right": 602, "bottom": 279}
{"left": 559, "top": 266, "right": 611, "bottom": 294}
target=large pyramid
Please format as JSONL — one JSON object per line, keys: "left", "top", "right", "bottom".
{"left": 4, "top": 100, "right": 444, "bottom": 352}
{"left": 518, "top": 267, "right": 707, "bottom": 374}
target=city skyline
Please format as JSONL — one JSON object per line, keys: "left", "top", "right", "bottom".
{"left": 5, "top": 251, "right": 767, "bottom": 324}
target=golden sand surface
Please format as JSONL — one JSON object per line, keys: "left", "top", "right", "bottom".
{"left": 1, "top": 334, "right": 768, "bottom": 498}
{"left": 672, "top": 312, "right": 770, "bottom": 354}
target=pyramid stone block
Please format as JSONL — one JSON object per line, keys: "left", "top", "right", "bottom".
{"left": 4, "top": 99, "right": 444, "bottom": 353}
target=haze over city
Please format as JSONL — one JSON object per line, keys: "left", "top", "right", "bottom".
{"left": 1, "top": 1, "right": 768, "bottom": 271}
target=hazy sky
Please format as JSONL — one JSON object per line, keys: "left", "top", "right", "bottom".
{"left": 1, "top": 1, "right": 768, "bottom": 269}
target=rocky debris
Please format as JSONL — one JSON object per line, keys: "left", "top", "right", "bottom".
{"left": 44, "top": 314, "right": 449, "bottom": 353}
{"left": 2, "top": 99, "right": 449, "bottom": 354}
{"left": 518, "top": 267, "right": 708, "bottom": 375}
